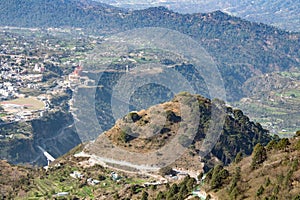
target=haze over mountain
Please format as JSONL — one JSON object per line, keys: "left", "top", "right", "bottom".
{"left": 96, "top": 0, "right": 300, "bottom": 32}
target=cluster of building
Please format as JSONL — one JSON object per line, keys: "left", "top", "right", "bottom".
{"left": 0, "top": 28, "right": 94, "bottom": 125}
{"left": 0, "top": 59, "right": 45, "bottom": 100}
{"left": 70, "top": 170, "right": 102, "bottom": 186}
{"left": 67, "top": 65, "right": 95, "bottom": 88}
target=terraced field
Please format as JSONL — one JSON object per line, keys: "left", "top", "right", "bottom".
{"left": 234, "top": 72, "right": 300, "bottom": 137}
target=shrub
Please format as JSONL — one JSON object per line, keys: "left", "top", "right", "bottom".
{"left": 159, "top": 166, "right": 175, "bottom": 176}
{"left": 257, "top": 185, "right": 264, "bottom": 196}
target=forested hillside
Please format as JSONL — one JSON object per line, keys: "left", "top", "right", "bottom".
{"left": 204, "top": 135, "right": 300, "bottom": 199}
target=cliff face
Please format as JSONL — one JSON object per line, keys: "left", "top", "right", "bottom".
{"left": 0, "top": 111, "right": 81, "bottom": 166}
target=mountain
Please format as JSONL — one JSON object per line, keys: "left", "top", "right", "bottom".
{"left": 85, "top": 93, "right": 272, "bottom": 171}
{"left": 95, "top": 0, "right": 300, "bottom": 32}
{"left": 203, "top": 135, "right": 300, "bottom": 199}
{"left": 0, "top": 0, "right": 124, "bottom": 29}
{"left": 0, "top": 0, "right": 299, "bottom": 102}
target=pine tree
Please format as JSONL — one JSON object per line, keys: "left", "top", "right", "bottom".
{"left": 251, "top": 143, "right": 267, "bottom": 169}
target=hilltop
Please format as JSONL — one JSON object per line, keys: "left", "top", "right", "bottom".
{"left": 84, "top": 92, "right": 272, "bottom": 172}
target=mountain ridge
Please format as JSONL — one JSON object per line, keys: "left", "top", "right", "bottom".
{"left": 7, "top": 0, "right": 296, "bottom": 102}
{"left": 95, "top": 0, "right": 300, "bottom": 32}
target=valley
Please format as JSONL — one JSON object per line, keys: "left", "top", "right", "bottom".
{"left": 0, "top": 0, "right": 299, "bottom": 199}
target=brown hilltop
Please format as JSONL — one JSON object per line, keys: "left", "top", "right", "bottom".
{"left": 84, "top": 92, "right": 272, "bottom": 171}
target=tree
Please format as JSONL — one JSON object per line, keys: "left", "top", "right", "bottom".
{"left": 210, "top": 165, "right": 229, "bottom": 189}
{"left": 113, "top": 193, "right": 120, "bottom": 200}
{"left": 251, "top": 143, "right": 267, "bottom": 169}
{"left": 119, "top": 130, "right": 132, "bottom": 143}
{"left": 186, "top": 177, "right": 197, "bottom": 191}
{"left": 295, "top": 140, "right": 300, "bottom": 150}
{"left": 265, "top": 177, "right": 271, "bottom": 187}
{"left": 293, "top": 195, "right": 300, "bottom": 200}
{"left": 169, "top": 183, "right": 179, "bottom": 195}
{"left": 197, "top": 172, "right": 204, "bottom": 181}
{"left": 276, "top": 138, "right": 290, "bottom": 150}
{"left": 256, "top": 185, "right": 264, "bottom": 196}
{"left": 141, "top": 191, "right": 148, "bottom": 200}
{"left": 230, "top": 187, "right": 239, "bottom": 200}
{"left": 159, "top": 166, "right": 175, "bottom": 176}
{"left": 234, "top": 152, "right": 243, "bottom": 163}
{"left": 233, "top": 109, "right": 243, "bottom": 120}
{"left": 205, "top": 194, "right": 212, "bottom": 200}
{"left": 266, "top": 140, "right": 277, "bottom": 151}
{"left": 296, "top": 130, "right": 300, "bottom": 137}
{"left": 179, "top": 184, "right": 188, "bottom": 197}
{"left": 156, "top": 191, "right": 165, "bottom": 200}
{"left": 127, "top": 112, "right": 141, "bottom": 122}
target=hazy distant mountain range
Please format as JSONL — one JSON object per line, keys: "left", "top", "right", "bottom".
{"left": 96, "top": 0, "right": 300, "bottom": 32}
{"left": 0, "top": 0, "right": 299, "bottom": 102}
